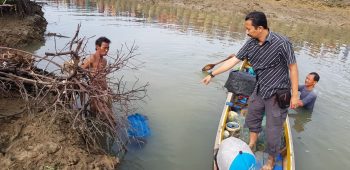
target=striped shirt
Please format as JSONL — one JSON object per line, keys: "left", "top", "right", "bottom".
{"left": 236, "top": 32, "right": 296, "bottom": 99}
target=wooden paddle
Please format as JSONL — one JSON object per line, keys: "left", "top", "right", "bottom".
{"left": 201, "top": 55, "right": 234, "bottom": 71}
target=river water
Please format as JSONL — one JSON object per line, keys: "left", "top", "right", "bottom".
{"left": 29, "top": 0, "right": 350, "bottom": 169}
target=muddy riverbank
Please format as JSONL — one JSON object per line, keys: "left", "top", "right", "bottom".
{"left": 1, "top": 0, "right": 349, "bottom": 48}
{"left": 0, "top": 1, "right": 47, "bottom": 48}
{"left": 0, "top": 1, "right": 120, "bottom": 169}
{"left": 148, "top": 0, "right": 350, "bottom": 28}
{"left": 0, "top": 98, "right": 119, "bottom": 169}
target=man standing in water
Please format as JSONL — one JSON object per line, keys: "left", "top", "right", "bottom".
{"left": 298, "top": 72, "right": 320, "bottom": 111}
{"left": 81, "top": 36, "right": 110, "bottom": 90}
{"left": 81, "top": 37, "right": 112, "bottom": 115}
{"left": 201, "top": 12, "right": 299, "bottom": 170}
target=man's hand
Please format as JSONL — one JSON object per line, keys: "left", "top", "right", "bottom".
{"left": 290, "top": 95, "right": 299, "bottom": 109}
{"left": 200, "top": 55, "right": 240, "bottom": 86}
{"left": 201, "top": 75, "right": 212, "bottom": 85}
{"left": 297, "top": 100, "right": 303, "bottom": 107}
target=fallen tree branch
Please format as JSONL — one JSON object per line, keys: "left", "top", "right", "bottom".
{"left": 45, "top": 32, "right": 70, "bottom": 38}
{"left": 0, "top": 25, "right": 148, "bottom": 154}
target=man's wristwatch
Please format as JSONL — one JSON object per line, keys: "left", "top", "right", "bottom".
{"left": 209, "top": 72, "right": 215, "bottom": 78}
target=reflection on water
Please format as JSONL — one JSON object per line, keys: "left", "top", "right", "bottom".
{"left": 45, "top": 0, "right": 350, "bottom": 64}
{"left": 39, "top": 0, "right": 350, "bottom": 86}
{"left": 289, "top": 109, "right": 312, "bottom": 133}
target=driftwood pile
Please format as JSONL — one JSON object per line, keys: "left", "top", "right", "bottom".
{"left": 0, "top": 25, "right": 148, "bottom": 154}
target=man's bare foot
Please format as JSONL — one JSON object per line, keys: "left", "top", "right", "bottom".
{"left": 261, "top": 155, "right": 275, "bottom": 170}
{"left": 248, "top": 143, "right": 255, "bottom": 152}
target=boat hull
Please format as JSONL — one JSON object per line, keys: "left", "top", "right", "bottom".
{"left": 213, "top": 59, "right": 295, "bottom": 169}
{"left": 213, "top": 92, "right": 295, "bottom": 170}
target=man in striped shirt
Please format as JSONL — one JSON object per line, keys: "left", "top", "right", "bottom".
{"left": 201, "top": 11, "right": 299, "bottom": 170}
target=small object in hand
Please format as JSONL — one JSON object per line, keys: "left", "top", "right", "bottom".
{"left": 201, "top": 55, "right": 234, "bottom": 71}
{"left": 202, "top": 64, "right": 215, "bottom": 71}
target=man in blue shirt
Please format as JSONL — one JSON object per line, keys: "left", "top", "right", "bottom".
{"left": 298, "top": 72, "right": 320, "bottom": 111}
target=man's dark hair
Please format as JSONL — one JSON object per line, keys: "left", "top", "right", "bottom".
{"left": 95, "top": 36, "right": 111, "bottom": 47}
{"left": 310, "top": 72, "right": 320, "bottom": 82}
{"left": 245, "top": 11, "right": 268, "bottom": 29}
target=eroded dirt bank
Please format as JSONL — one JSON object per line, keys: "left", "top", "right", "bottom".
{"left": 0, "top": 2, "right": 119, "bottom": 169}
{"left": 0, "top": 98, "right": 119, "bottom": 169}
{"left": 0, "top": 2, "right": 47, "bottom": 48}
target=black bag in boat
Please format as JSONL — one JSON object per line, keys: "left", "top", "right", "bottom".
{"left": 224, "top": 70, "right": 256, "bottom": 96}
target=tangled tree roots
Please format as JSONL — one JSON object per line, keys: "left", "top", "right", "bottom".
{"left": 0, "top": 0, "right": 44, "bottom": 17}
{"left": 0, "top": 24, "right": 148, "bottom": 155}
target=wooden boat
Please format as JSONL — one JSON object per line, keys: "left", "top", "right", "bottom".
{"left": 213, "top": 60, "right": 295, "bottom": 170}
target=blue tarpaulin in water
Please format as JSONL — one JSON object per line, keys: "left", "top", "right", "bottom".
{"left": 127, "top": 113, "right": 151, "bottom": 138}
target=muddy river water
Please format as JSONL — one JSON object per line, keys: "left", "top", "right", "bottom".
{"left": 27, "top": 0, "right": 350, "bottom": 169}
